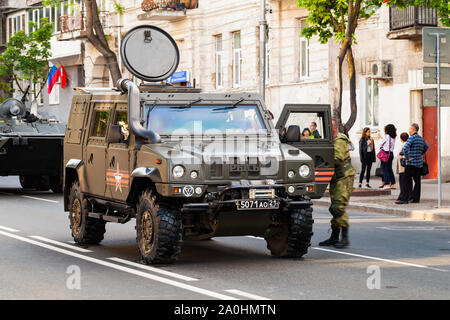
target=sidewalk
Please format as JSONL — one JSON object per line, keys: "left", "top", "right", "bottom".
{"left": 313, "top": 176, "right": 450, "bottom": 224}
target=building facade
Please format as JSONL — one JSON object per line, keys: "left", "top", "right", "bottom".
{"left": 4, "top": 0, "right": 449, "bottom": 181}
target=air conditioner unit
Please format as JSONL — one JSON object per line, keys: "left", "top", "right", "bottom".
{"left": 369, "top": 60, "right": 392, "bottom": 80}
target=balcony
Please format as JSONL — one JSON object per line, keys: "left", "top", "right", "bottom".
{"left": 57, "top": 12, "right": 110, "bottom": 41}
{"left": 138, "top": 0, "right": 198, "bottom": 22}
{"left": 387, "top": 5, "right": 438, "bottom": 40}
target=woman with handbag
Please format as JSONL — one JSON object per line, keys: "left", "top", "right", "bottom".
{"left": 377, "top": 124, "right": 397, "bottom": 189}
{"left": 359, "top": 127, "right": 375, "bottom": 188}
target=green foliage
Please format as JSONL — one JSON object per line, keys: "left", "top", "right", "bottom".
{"left": 298, "top": 0, "right": 450, "bottom": 44}
{"left": 0, "top": 18, "right": 53, "bottom": 97}
{"left": 114, "top": 1, "right": 126, "bottom": 15}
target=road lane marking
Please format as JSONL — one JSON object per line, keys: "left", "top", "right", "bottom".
{"left": 377, "top": 226, "right": 450, "bottom": 231}
{"left": 0, "top": 230, "right": 237, "bottom": 300}
{"left": 20, "top": 195, "right": 59, "bottom": 204}
{"left": 0, "top": 225, "right": 19, "bottom": 233}
{"left": 108, "top": 257, "right": 199, "bottom": 282}
{"left": 312, "top": 247, "right": 448, "bottom": 272}
{"left": 225, "top": 289, "right": 271, "bottom": 300}
{"left": 29, "top": 236, "right": 93, "bottom": 253}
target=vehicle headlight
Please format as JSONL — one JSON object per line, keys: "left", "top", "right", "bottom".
{"left": 288, "top": 170, "right": 296, "bottom": 179}
{"left": 299, "top": 165, "right": 311, "bottom": 178}
{"left": 172, "top": 165, "right": 185, "bottom": 178}
{"left": 190, "top": 171, "right": 198, "bottom": 179}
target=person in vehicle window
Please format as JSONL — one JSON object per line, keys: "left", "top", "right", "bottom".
{"left": 310, "top": 122, "right": 321, "bottom": 139}
{"left": 302, "top": 128, "right": 312, "bottom": 139}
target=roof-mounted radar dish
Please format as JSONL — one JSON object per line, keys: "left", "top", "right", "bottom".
{"left": 121, "top": 25, "right": 180, "bottom": 82}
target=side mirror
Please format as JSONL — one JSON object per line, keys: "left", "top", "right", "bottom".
{"left": 107, "top": 125, "right": 123, "bottom": 144}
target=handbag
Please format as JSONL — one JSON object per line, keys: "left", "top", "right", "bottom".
{"left": 421, "top": 154, "right": 429, "bottom": 176}
{"left": 377, "top": 137, "right": 391, "bottom": 163}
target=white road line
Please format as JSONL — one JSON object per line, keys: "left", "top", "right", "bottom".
{"left": 246, "top": 236, "right": 264, "bottom": 240}
{"left": 225, "top": 289, "right": 271, "bottom": 300}
{"left": 29, "top": 236, "right": 93, "bottom": 253}
{"left": 0, "top": 225, "right": 19, "bottom": 233}
{"left": 312, "top": 247, "right": 448, "bottom": 272}
{"left": 21, "top": 195, "right": 59, "bottom": 204}
{"left": 0, "top": 230, "right": 237, "bottom": 300}
{"left": 108, "top": 257, "right": 199, "bottom": 282}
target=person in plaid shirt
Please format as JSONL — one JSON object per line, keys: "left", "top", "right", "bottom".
{"left": 396, "top": 123, "right": 429, "bottom": 204}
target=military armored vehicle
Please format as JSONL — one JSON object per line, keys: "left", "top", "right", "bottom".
{"left": 0, "top": 97, "right": 65, "bottom": 193}
{"left": 63, "top": 25, "right": 334, "bottom": 264}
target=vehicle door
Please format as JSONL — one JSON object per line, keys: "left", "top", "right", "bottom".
{"left": 275, "top": 104, "right": 335, "bottom": 198}
{"left": 84, "top": 103, "right": 111, "bottom": 197}
{"left": 105, "top": 104, "right": 131, "bottom": 202}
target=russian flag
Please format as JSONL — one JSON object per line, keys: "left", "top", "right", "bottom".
{"left": 48, "top": 65, "right": 61, "bottom": 94}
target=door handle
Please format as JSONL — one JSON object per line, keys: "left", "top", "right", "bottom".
{"left": 88, "top": 153, "right": 93, "bottom": 164}
{"left": 110, "top": 156, "right": 115, "bottom": 168}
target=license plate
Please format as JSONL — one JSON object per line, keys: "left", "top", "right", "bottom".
{"left": 235, "top": 199, "right": 280, "bottom": 210}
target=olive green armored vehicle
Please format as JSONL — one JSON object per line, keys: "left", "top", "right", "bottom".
{"left": 0, "top": 97, "right": 65, "bottom": 193}
{"left": 63, "top": 25, "right": 334, "bottom": 264}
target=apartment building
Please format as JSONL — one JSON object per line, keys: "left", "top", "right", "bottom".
{"left": 5, "top": 0, "right": 448, "bottom": 180}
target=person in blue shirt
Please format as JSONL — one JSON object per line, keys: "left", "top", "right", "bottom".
{"left": 395, "top": 123, "right": 429, "bottom": 204}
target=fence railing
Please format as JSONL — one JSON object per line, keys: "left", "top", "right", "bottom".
{"left": 389, "top": 5, "right": 438, "bottom": 31}
{"left": 142, "top": 0, "right": 199, "bottom": 12}
{"left": 59, "top": 12, "right": 109, "bottom": 34}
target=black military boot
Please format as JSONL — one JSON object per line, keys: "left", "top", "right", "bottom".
{"left": 319, "top": 227, "right": 340, "bottom": 246}
{"left": 334, "top": 227, "right": 350, "bottom": 248}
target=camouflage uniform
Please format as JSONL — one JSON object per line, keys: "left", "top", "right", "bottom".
{"left": 329, "top": 133, "right": 356, "bottom": 229}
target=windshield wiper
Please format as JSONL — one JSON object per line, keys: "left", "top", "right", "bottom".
{"left": 212, "top": 98, "right": 245, "bottom": 111}
{"left": 170, "top": 98, "right": 203, "bottom": 109}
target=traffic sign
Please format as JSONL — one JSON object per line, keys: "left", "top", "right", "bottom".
{"left": 423, "top": 66, "right": 450, "bottom": 84}
{"left": 423, "top": 89, "right": 450, "bottom": 107}
{"left": 423, "top": 27, "right": 450, "bottom": 63}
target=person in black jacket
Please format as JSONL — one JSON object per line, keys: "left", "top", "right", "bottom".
{"left": 359, "top": 127, "right": 375, "bottom": 188}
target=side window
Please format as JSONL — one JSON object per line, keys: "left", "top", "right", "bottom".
{"left": 115, "top": 111, "right": 129, "bottom": 141}
{"left": 91, "top": 110, "right": 110, "bottom": 138}
{"left": 283, "top": 112, "right": 326, "bottom": 141}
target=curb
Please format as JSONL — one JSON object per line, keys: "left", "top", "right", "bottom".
{"left": 313, "top": 199, "right": 450, "bottom": 224}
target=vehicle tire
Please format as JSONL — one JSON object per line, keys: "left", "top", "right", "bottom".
{"left": 136, "top": 189, "right": 182, "bottom": 264}
{"left": 265, "top": 206, "right": 314, "bottom": 258}
{"left": 19, "top": 175, "right": 34, "bottom": 189}
{"left": 68, "top": 181, "right": 106, "bottom": 245}
{"left": 49, "top": 176, "right": 63, "bottom": 194}
{"left": 34, "top": 176, "right": 50, "bottom": 191}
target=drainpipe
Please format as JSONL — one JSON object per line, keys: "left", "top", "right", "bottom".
{"left": 117, "top": 78, "right": 161, "bottom": 144}
{"left": 259, "top": 0, "right": 267, "bottom": 102}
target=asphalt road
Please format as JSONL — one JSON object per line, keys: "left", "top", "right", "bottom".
{"left": 0, "top": 176, "right": 449, "bottom": 300}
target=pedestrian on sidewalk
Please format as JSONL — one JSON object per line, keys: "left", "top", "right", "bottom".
{"left": 358, "top": 127, "right": 375, "bottom": 188}
{"left": 396, "top": 132, "right": 412, "bottom": 201}
{"left": 319, "top": 131, "right": 355, "bottom": 249}
{"left": 378, "top": 124, "right": 397, "bottom": 189}
{"left": 396, "top": 123, "right": 429, "bottom": 204}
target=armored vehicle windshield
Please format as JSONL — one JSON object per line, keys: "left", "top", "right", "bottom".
{"left": 145, "top": 105, "right": 267, "bottom": 136}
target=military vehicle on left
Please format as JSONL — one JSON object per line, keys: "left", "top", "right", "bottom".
{"left": 0, "top": 97, "right": 65, "bottom": 193}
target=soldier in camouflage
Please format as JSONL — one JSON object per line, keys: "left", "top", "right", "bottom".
{"left": 319, "top": 132, "right": 355, "bottom": 248}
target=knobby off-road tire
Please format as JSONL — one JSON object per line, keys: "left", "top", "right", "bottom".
{"left": 68, "top": 181, "right": 106, "bottom": 245}
{"left": 136, "top": 189, "right": 182, "bottom": 264}
{"left": 49, "top": 176, "right": 63, "bottom": 194}
{"left": 265, "top": 206, "right": 314, "bottom": 258}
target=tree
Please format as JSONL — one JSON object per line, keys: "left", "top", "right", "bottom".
{"left": 297, "top": 0, "right": 450, "bottom": 135}
{"left": 44, "top": 0, "right": 122, "bottom": 85}
{"left": 0, "top": 18, "right": 53, "bottom": 104}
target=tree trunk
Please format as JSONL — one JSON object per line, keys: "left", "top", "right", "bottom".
{"left": 343, "top": 45, "right": 357, "bottom": 135}
{"left": 84, "top": 0, "right": 122, "bottom": 85}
